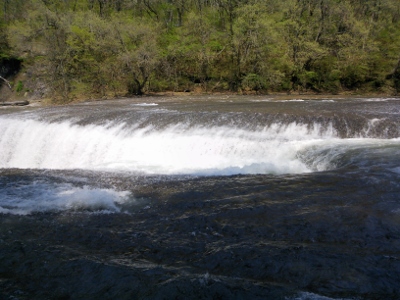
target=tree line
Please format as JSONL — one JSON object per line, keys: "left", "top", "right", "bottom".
{"left": 1, "top": 0, "right": 400, "bottom": 102}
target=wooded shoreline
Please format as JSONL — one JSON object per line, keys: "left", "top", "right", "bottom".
{"left": 1, "top": 0, "right": 400, "bottom": 104}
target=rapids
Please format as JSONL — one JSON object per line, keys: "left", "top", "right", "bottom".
{"left": 0, "top": 95, "right": 399, "bottom": 299}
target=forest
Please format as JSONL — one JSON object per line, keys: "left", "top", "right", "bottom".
{"left": 1, "top": 0, "right": 400, "bottom": 103}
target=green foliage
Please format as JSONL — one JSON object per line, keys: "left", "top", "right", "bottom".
{"left": 242, "top": 74, "right": 267, "bottom": 92}
{"left": 15, "top": 80, "right": 23, "bottom": 92}
{"left": 0, "top": 21, "right": 10, "bottom": 60}
{"left": 2, "top": 0, "right": 400, "bottom": 101}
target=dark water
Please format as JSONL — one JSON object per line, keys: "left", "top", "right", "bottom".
{"left": 0, "top": 95, "right": 399, "bottom": 299}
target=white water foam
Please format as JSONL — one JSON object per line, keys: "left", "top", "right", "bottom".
{"left": 391, "top": 166, "right": 400, "bottom": 174}
{"left": 360, "top": 97, "right": 400, "bottom": 102}
{"left": 277, "top": 99, "right": 305, "bottom": 102}
{"left": 249, "top": 99, "right": 273, "bottom": 102}
{"left": 132, "top": 103, "right": 158, "bottom": 106}
{"left": 0, "top": 117, "right": 340, "bottom": 175}
{"left": 0, "top": 181, "right": 131, "bottom": 215}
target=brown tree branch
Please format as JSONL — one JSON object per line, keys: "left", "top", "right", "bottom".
{"left": 0, "top": 75, "right": 12, "bottom": 90}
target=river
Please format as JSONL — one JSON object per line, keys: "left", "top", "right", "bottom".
{"left": 0, "top": 95, "right": 399, "bottom": 299}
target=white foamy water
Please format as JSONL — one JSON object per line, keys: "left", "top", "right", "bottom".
{"left": 362, "top": 97, "right": 399, "bottom": 102}
{"left": 278, "top": 99, "right": 305, "bottom": 102}
{"left": 391, "top": 166, "right": 400, "bottom": 174}
{"left": 132, "top": 103, "right": 158, "bottom": 106}
{"left": 0, "top": 181, "right": 131, "bottom": 215}
{"left": 0, "top": 117, "right": 340, "bottom": 175}
{"left": 1, "top": 113, "right": 398, "bottom": 176}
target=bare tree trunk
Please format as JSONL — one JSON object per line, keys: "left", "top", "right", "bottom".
{"left": 393, "top": 57, "right": 400, "bottom": 95}
{"left": 0, "top": 75, "right": 12, "bottom": 90}
{"left": 3, "top": 0, "right": 9, "bottom": 23}
{"left": 177, "top": 7, "right": 183, "bottom": 26}
{"left": 88, "top": 0, "right": 95, "bottom": 10}
{"left": 143, "top": 0, "right": 159, "bottom": 20}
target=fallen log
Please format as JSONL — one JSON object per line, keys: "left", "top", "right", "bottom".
{"left": 0, "top": 100, "right": 29, "bottom": 106}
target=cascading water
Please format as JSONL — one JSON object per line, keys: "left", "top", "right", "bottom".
{"left": 0, "top": 97, "right": 398, "bottom": 175}
{"left": 0, "top": 118, "right": 334, "bottom": 174}
{"left": 0, "top": 96, "right": 399, "bottom": 299}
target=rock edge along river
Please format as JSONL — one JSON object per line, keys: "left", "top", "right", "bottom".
{"left": 0, "top": 95, "right": 400, "bottom": 299}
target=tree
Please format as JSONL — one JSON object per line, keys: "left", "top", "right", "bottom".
{"left": 66, "top": 12, "right": 123, "bottom": 97}
{"left": 119, "top": 22, "right": 162, "bottom": 95}
{"left": 2, "top": 0, "right": 400, "bottom": 98}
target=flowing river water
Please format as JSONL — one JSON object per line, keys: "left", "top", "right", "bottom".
{"left": 0, "top": 95, "right": 399, "bottom": 299}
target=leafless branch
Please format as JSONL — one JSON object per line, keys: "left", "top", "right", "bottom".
{"left": 0, "top": 76, "right": 12, "bottom": 90}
